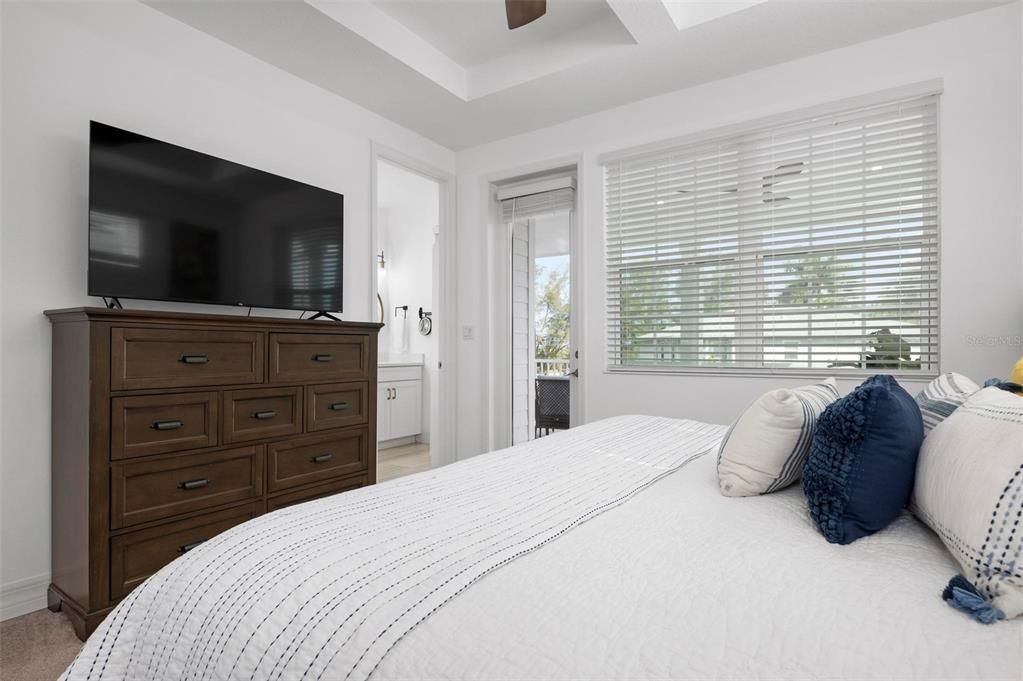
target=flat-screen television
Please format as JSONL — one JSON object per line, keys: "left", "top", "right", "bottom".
{"left": 88, "top": 121, "right": 343, "bottom": 312}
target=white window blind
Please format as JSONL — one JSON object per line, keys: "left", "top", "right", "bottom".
{"left": 501, "top": 187, "right": 575, "bottom": 222}
{"left": 604, "top": 93, "right": 939, "bottom": 373}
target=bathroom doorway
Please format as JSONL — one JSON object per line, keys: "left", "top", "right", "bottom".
{"left": 372, "top": 149, "right": 453, "bottom": 481}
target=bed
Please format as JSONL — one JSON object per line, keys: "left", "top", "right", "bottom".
{"left": 62, "top": 415, "right": 1022, "bottom": 680}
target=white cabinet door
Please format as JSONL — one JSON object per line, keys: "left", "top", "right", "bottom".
{"left": 377, "top": 384, "right": 393, "bottom": 442}
{"left": 389, "top": 381, "right": 422, "bottom": 440}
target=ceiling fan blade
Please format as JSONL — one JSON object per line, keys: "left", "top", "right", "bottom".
{"left": 506, "top": 0, "right": 546, "bottom": 30}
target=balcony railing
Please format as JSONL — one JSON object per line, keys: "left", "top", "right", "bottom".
{"left": 536, "top": 358, "right": 571, "bottom": 376}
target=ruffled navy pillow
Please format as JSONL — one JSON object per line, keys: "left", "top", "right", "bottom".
{"left": 802, "top": 375, "right": 924, "bottom": 544}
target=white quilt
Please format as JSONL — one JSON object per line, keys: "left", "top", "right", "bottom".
{"left": 63, "top": 416, "right": 723, "bottom": 680}
{"left": 63, "top": 416, "right": 1022, "bottom": 680}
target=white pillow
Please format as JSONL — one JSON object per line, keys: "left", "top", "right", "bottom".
{"left": 915, "top": 372, "right": 980, "bottom": 436}
{"left": 913, "top": 386, "right": 1023, "bottom": 620}
{"left": 717, "top": 378, "right": 839, "bottom": 497}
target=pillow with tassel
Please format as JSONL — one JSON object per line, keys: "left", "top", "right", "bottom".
{"left": 912, "top": 386, "right": 1023, "bottom": 623}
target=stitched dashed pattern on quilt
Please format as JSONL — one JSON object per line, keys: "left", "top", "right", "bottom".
{"left": 61, "top": 416, "right": 726, "bottom": 681}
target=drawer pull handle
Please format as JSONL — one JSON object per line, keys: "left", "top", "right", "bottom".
{"left": 152, "top": 419, "right": 184, "bottom": 431}
{"left": 178, "top": 478, "right": 209, "bottom": 491}
{"left": 179, "top": 354, "right": 209, "bottom": 364}
{"left": 179, "top": 539, "right": 207, "bottom": 553}
{"left": 311, "top": 453, "right": 333, "bottom": 464}
{"left": 312, "top": 354, "right": 334, "bottom": 362}
{"left": 252, "top": 410, "right": 277, "bottom": 420}
{"left": 329, "top": 401, "right": 349, "bottom": 411}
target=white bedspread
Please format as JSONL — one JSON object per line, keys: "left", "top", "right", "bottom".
{"left": 63, "top": 415, "right": 1023, "bottom": 680}
{"left": 377, "top": 422, "right": 1023, "bottom": 681}
{"left": 63, "top": 416, "right": 724, "bottom": 680}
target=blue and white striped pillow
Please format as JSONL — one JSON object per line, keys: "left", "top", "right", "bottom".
{"left": 913, "top": 387, "right": 1023, "bottom": 621}
{"left": 717, "top": 379, "right": 840, "bottom": 497}
{"left": 915, "top": 372, "right": 979, "bottom": 436}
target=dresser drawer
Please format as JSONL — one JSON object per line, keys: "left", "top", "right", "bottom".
{"left": 222, "top": 387, "right": 302, "bottom": 444}
{"left": 111, "top": 327, "right": 264, "bottom": 390}
{"left": 268, "top": 428, "right": 369, "bottom": 492}
{"left": 109, "top": 501, "right": 263, "bottom": 599}
{"left": 306, "top": 382, "right": 369, "bottom": 431}
{"left": 269, "top": 333, "right": 369, "bottom": 383}
{"left": 111, "top": 445, "right": 263, "bottom": 529}
{"left": 111, "top": 392, "right": 218, "bottom": 460}
{"left": 266, "top": 476, "right": 366, "bottom": 512}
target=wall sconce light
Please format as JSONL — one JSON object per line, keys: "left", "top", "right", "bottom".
{"left": 377, "top": 251, "right": 386, "bottom": 270}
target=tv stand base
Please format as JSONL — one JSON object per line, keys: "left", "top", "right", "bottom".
{"left": 308, "top": 311, "right": 342, "bottom": 322}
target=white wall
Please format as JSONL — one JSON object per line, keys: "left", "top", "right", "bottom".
{"left": 0, "top": 0, "right": 454, "bottom": 618}
{"left": 455, "top": 3, "right": 1023, "bottom": 458}
{"left": 377, "top": 160, "right": 440, "bottom": 442}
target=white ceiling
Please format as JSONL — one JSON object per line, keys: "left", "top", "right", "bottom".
{"left": 372, "top": 0, "right": 626, "bottom": 68}
{"left": 145, "top": 0, "right": 1006, "bottom": 150}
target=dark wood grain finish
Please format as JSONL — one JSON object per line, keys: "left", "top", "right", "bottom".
{"left": 268, "top": 428, "right": 368, "bottom": 492}
{"left": 49, "top": 321, "right": 92, "bottom": 608}
{"left": 111, "top": 327, "right": 264, "bottom": 390}
{"left": 266, "top": 475, "right": 367, "bottom": 512}
{"left": 109, "top": 501, "right": 264, "bottom": 599}
{"left": 46, "top": 307, "right": 380, "bottom": 640}
{"left": 222, "top": 386, "right": 302, "bottom": 444}
{"left": 269, "top": 333, "right": 369, "bottom": 383}
{"left": 111, "top": 445, "right": 264, "bottom": 529}
{"left": 111, "top": 392, "right": 218, "bottom": 459}
{"left": 306, "top": 381, "right": 369, "bottom": 431}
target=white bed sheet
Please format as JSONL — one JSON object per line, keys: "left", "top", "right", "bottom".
{"left": 376, "top": 430, "right": 1023, "bottom": 680}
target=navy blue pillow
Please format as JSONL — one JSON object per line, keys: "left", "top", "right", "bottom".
{"left": 802, "top": 375, "right": 924, "bottom": 544}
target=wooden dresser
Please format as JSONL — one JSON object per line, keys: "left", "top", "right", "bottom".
{"left": 44, "top": 308, "right": 381, "bottom": 640}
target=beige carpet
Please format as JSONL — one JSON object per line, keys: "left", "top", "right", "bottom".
{"left": 1, "top": 609, "right": 82, "bottom": 681}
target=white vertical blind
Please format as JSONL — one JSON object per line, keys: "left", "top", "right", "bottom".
{"left": 510, "top": 220, "right": 534, "bottom": 445}
{"left": 604, "top": 93, "right": 939, "bottom": 373}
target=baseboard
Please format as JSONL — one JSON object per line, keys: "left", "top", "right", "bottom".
{"left": 0, "top": 573, "right": 50, "bottom": 621}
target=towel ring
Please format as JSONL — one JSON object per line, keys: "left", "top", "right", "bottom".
{"left": 418, "top": 307, "right": 432, "bottom": 336}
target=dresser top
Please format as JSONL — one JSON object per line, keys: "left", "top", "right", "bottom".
{"left": 44, "top": 307, "right": 383, "bottom": 331}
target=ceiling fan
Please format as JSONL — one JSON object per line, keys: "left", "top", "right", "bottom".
{"left": 506, "top": 0, "right": 546, "bottom": 29}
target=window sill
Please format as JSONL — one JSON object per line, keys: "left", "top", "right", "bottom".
{"left": 604, "top": 366, "right": 938, "bottom": 381}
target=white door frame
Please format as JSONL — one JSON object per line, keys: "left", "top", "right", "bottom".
{"left": 371, "top": 142, "right": 457, "bottom": 467}
{"left": 483, "top": 154, "right": 585, "bottom": 451}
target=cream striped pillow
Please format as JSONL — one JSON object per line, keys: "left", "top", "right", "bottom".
{"left": 717, "top": 379, "right": 840, "bottom": 497}
{"left": 912, "top": 387, "right": 1023, "bottom": 621}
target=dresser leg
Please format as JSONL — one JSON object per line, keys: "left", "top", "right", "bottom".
{"left": 47, "top": 584, "right": 62, "bottom": 612}
{"left": 47, "top": 584, "right": 111, "bottom": 641}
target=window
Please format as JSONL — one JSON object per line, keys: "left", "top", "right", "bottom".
{"left": 287, "top": 224, "right": 341, "bottom": 310}
{"left": 90, "top": 210, "right": 141, "bottom": 267}
{"left": 604, "top": 93, "right": 938, "bottom": 373}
